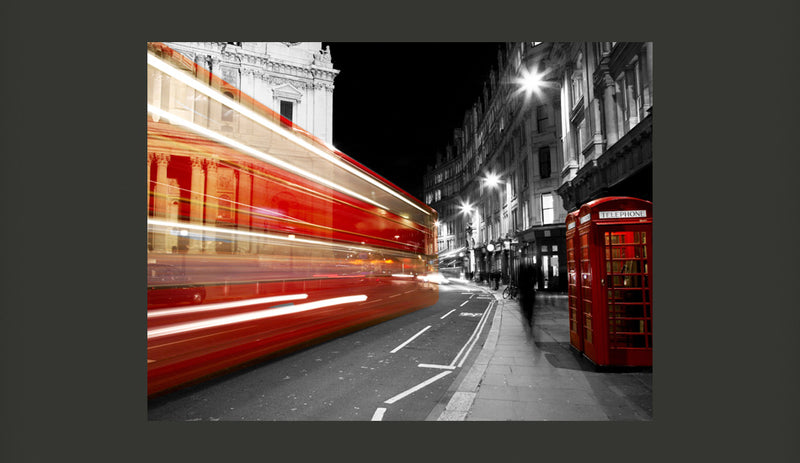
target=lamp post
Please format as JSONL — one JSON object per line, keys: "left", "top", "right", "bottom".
{"left": 459, "top": 200, "right": 476, "bottom": 281}
{"left": 482, "top": 171, "right": 506, "bottom": 283}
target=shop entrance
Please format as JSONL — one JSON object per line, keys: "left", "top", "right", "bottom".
{"left": 540, "top": 253, "right": 560, "bottom": 290}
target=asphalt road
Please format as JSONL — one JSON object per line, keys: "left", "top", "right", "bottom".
{"left": 147, "top": 281, "right": 496, "bottom": 421}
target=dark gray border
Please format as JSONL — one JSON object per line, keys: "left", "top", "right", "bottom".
{"left": 3, "top": 1, "right": 799, "bottom": 462}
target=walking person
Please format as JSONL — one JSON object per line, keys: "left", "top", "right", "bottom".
{"left": 518, "top": 264, "right": 536, "bottom": 328}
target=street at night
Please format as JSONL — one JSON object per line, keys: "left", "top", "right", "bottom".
{"left": 141, "top": 41, "right": 657, "bottom": 420}
{"left": 148, "top": 281, "right": 495, "bottom": 421}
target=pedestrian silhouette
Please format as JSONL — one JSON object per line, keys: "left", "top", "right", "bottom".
{"left": 518, "top": 264, "right": 536, "bottom": 329}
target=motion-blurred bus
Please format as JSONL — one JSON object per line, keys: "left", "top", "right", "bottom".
{"left": 147, "top": 42, "right": 438, "bottom": 396}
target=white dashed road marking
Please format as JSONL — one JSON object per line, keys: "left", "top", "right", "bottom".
{"left": 390, "top": 325, "right": 431, "bottom": 353}
{"left": 371, "top": 407, "right": 387, "bottom": 421}
{"left": 384, "top": 371, "right": 452, "bottom": 404}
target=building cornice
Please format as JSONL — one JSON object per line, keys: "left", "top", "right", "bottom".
{"left": 164, "top": 42, "right": 338, "bottom": 89}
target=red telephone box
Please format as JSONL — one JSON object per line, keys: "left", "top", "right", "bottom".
{"left": 565, "top": 211, "right": 582, "bottom": 351}
{"left": 568, "top": 197, "right": 653, "bottom": 367}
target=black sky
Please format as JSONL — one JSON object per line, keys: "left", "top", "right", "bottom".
{"left": 323, "top": 42, "right": 503, "bottom": 200}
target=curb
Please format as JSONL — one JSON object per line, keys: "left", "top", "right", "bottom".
{"left": 435, "top": 287, "right": 505, "bottom": 421}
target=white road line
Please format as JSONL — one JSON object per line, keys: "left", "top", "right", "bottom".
{"left": 451, "top": 301, "right": 495, "bottom": 368}
{"left": 440, "top": 309, "right": 456, "bottom": 319}
{"left": 460, "top": 300, "right": 469, "bottom": 307}
{"left": 384, "top": 371, "right": 452, "bottom": 404}
{"left": 390, "top": 325, "right": 431, "bottom": 353}
{"left": 371, "top": 407, "right": 387, "bottom": 421}
{"left": 418, "top": 364, "right": 456, "bottom": 370}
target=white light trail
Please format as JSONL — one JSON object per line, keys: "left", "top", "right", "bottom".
{"left": 148, "top": 52, "right": 430, "bottom": 217}
{"left": 147, "top": 218, "right": 374, "bottom": 253}
{"left": 147, "top": 105, "right": 393, "bottom": 213}
{"left": 148, "top": 294, "right": 309, "bottom": 318}
{"left": 148, "top": 295, "right": 367, "bottom": 340}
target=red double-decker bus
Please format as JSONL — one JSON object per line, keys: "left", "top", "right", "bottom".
{"left": 146, "top": 43, "right": 439, "bottom": 396}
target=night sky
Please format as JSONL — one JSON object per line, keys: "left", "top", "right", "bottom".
{"left": 322, "top": 42, "right": 504, "bottom": 201}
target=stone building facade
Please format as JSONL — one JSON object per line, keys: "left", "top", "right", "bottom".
{"left": 162, "top": 42, "right": 339, "bottom": 144}
{"left": 423, "top": 42, "right": 653, "bottom": 292}
{"left": 147, "top": 42, "right": 339, "bottom": 254}
{"left": 551, "top": 42, "right": 653, "bottom": 210}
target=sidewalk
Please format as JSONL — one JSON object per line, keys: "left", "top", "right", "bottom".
{"left": 432, "top": 281, "right": 653, "bottom": 421}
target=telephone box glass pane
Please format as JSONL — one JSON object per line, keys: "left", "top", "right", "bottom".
{"left": 605, "top": 230, "right": 652, "bottom": 350}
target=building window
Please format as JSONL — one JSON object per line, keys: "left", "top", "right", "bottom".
{"left": 536, "top": 105, "right": 548, "bottom": 132}
{"left": 573, "top": 116, "right": 587, "bottom": 158}
{"left": 614, "top": 53, "right": 650, "bottom": 135}
{"left": 512, "top": 208, "right": 519, "bottom": 233}
{"left": 522, "top": 157, "right": 529, "bottom": 187}
{"left": 539, "top": 146, "right": 551, "bottom": 179}
{"left": 522, "top": 200, "right": 530, "bottom": 229}
{"left": 542, "top": 193, "right": 554, "bottom": 224}
{"left": 222, "top": 91, "right": 235, "bottom": 123}
{"left": 510, "top": 171, "right": 518, "bottom": 198}
{"left": 280, "top": 100, "right": 293, "bottom": 122}
{"left": 571, "top": 52, "right": 585, "bottom": 109}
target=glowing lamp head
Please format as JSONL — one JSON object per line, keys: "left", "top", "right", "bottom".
{"left": 516, "top": 66, "right": 556, "bottom": 99}
{"left": 484, "top": 172, "right": 501, "bottom": 188}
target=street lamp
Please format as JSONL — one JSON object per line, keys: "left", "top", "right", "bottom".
{"left": 515, "top": 65, "right": 558, "bottom": 101}
{"left": 481, "top": 171, "right": 507, "bottom": 283}
{"left": 483, "top": 171, "right": 501, "bottom": 189}
{"left": 459, "top": 199, "right": 476, "bottom": 280}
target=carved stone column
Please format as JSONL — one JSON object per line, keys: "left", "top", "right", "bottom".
{"left": 236, "top": 166, "right": 253, "bottom": 254}
{"left": 204, "top": 157, "right": 218, "bottom": 254}
{"left": 601, "top": 72, "right": 619, "bottom": 146}
{"left": 147, "top": 153, "right": 153, "bottom": 208}
{"left": 189, "top": 156, "right": 206, "bottom": 252}
{"left": 153, "top": 153, "right": 171, "bottom": 252}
